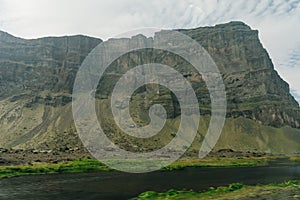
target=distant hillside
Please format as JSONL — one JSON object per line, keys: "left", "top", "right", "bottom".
{"left": 0, "top": 22, "right": 299, "bottom": 154}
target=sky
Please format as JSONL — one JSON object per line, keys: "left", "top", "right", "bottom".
{"left": 0, "top": 0, "right": 300, "bottom": 102}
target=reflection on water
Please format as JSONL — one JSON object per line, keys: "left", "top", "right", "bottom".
{"left": 0, "top": 159, "right": 299, "bottom": 200}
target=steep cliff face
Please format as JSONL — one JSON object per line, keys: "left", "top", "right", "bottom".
{"left": 0, "top": 22, "right": 299, "bottom": 154}
{"left": 0, "top": 31, "right": 101, "bottom": 148}
{"left": 181, "top": 22, "right": 300, "bottom": 128}
{"left": 96, "top": 22, "right": 300, "bottom": 128}
{"left": 0, "top": 31, "right": 101, "bottom": 98}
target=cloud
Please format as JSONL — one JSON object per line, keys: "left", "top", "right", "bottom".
{"left": 0, "top": 0, "right": 299, "bottom": 101}
{"left": 291, "top": 88, "right": 300, "bottom": 103}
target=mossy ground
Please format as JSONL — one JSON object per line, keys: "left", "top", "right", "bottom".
{"left": 0, "top": 156, "right": 282, "bottom": 179}
{"left": 131, "top": 181, "right": 300, "bottom": 200}
{"left": 0, "top": 158, "right": 112, "bottom": 179}
{"left": 162, "top": 156, "right": 271, "bottom": 170}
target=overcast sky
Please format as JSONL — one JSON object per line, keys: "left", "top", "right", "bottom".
{"left": 0, "top": 0, "right": 300, "bottom": 102}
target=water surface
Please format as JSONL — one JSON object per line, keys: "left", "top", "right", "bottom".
{"left": 0, "top": 159, "right": 299, "bottom": 199}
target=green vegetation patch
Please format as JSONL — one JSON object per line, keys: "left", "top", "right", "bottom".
{"left": 131, "top": 183, "right": 244, "bottom": 200}
{"left": 131, "top": 181, "right": 300, "bottom": 200}
{"left": 163, "top": 157, "right": 271, "bottom": 171}
{"left": 0, "top": 158, "right": 112, "bottom": 179}
{"left": 290, "top": 156, "right": 300, "bottom": 163}
{"left": 0, "top": 156, "right": 279, "bottom": 179}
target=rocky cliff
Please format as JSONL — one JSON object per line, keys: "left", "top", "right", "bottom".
{"left": 0, "top": 22, "right": 299, "bottom": 154}
{"left": 0, "top": 31, "right": 101, "bottom": 148}
{"left": 181, "top": 22, "right": 300, "bottom": 128}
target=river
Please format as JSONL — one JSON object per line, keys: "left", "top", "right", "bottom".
{"left": 0, "top": 159, "right": 299, "bottom": 199}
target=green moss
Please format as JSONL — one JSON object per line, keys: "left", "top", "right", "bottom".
{"left": 131, "top": 181, "right": 300, "bottom": 200}
{"left": 162, "top": 157, "right": 271, "bottom": 171}
{"left": 0, "top": 158, "right": 112, "bottom": 179}
{"left": 289, "top": 156, "right": 300, "bottom": 163}
{"left": 131, "top": 183, "right": 244, "bottom": 200}
{"left": 268, "top": 180, "right": 300, "bottom": 187}
{"left": 0, "top": 156, "right": 280, "bottom": 179}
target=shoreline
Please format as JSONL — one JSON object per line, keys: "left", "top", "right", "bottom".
{"left": 0, "top": 147, "right": 292, "bottom": 166}
{"left": 0, "top": 155, "right": 298, "bottom": 179}
{"left": 130, "top": 180, "right": 300, "bottom": 200}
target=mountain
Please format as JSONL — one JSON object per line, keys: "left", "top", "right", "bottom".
{"left": 0, "top": 22, "right": 299, "bottom": 154}
{"left": 0, "top": 31, "right": 101, "bottom": 149}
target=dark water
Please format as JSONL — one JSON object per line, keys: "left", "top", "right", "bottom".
{"left": 0, "top": 159, "right": 299, "bottom": 200}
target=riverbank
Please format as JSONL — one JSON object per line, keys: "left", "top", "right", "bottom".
{"left": 0, "top": 148, "right": 273, "bottom": 165}
{"left": 131, "top": 180, "right": 300, "bottom": 200}
{"left": 0, "top": 162, "right": 299, "bottom": 199}
{"left": 1, "top": 147, "right": 299, "bottom": 178}
{"left": 0, "top": 155, "right": 297, "bottom": 179}
{"left": 0, "top": 158, "right": 112, "bottom": 179}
